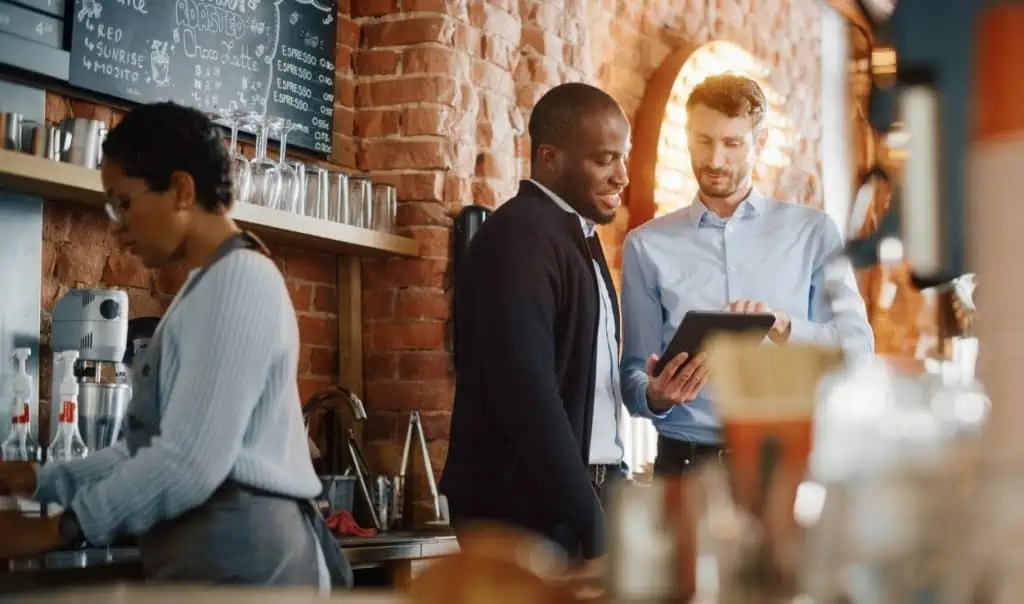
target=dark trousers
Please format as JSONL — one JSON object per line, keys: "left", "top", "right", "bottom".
{"left": 652, "top": 436, "right": 727, "bottom": 477}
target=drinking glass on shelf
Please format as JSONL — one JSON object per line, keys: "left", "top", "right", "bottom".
{"left": 328, "top": 172, "right": 350, "bottom": 223}
{"left": 241, "top": 112, "right": 281, "bottom": 209}
{"left": 348, "top": 177, "right": 372, "bottom": 229}
{"left": 209, "top": 109, "right": 252, "bottom": 205}
{"left": 371, "top": 183, "right": 398, "bottom": 232}
{"left": 304, "top": 166, "right": 330, "bottom": 219}
{"left": 268, "top": 117, "right": 302, "bottom": 213}
{"left": 289, "top": 160, "right": 307, "bottom": 214}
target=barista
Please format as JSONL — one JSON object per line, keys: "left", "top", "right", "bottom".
{"left": 0, "top": 102, "right": 352, "bottom": 589}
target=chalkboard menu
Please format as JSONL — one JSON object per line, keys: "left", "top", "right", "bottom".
{"left": 68, "top": 0, "right": 337, "bottom": 155}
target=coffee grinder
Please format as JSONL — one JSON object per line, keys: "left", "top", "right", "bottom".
{"left": 49, "top": 288, "right": 131, "bottom": 454}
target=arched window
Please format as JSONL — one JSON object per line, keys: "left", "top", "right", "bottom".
{"left": 653, "top": 41, "right": 797, "bottom": 217}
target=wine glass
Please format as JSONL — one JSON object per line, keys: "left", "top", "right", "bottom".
{"left": 241, "top": 112, "right": 281, "bottom": 209}
{"left": 267, "top": 117, "right": 301, "bottom": 213}
{"left": 208, "top": 109, "right": 253, "bottom": 205}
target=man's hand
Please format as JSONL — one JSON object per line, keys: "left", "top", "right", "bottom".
{"left": 0, "top": 512, "right": 62, "bottom": 559}
{"left": 725, "top": 300, "right": 792, "bottom": 344}
{"left": 0, "top": 462, "right": 38, "bottom": 497}
{"left": 645, "top": 352, "right": 709, "bottom": 412}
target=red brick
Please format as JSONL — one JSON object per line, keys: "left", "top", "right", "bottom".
{"left": 475, "top": 151, "right": 516, "bottom": 180}
{"left": 354, "top": 109, "right": 401, "bottom": 138}
{"left": 366, "top": 351, "right": 399, "bottom": 381}
{"left": 403, "top": 46, "right": 463, "bottom": 74}
{"left": 352, "top": 0, "right": 397, "bottom": 17}
{"left": 288, "top": 281, "right": 314, "bottom": 312}
{"left": 359, "top": 139, "right": 451, "bottom": 171}
{"left": 363, "top": 412, "right": 400, "bottom": 442}
{"left": 365, "top": 380, "right": 453, "bottom": 411}
{"left": 100, "top": 251, "right": 148, "bottom": 288}
{"left": 299, "top": 378, "right": 333, "bottom": 406}
{"left": 336, "top": 77, "right": 356, "bottom": 106}
{"left": 313, "top": 285, "right": 338, "bottom": 313}
{"left": 330, "top": 134, "right": 358, "bottom": 169}
{"left": 54, "top": 242, "right": 106, "bottom": 285}
{"left": 298, "top": 315, "right": 338, "bottom": 348}
{"left": 298, "top": 345, "right": 313, "bottom": 375}
{"left": 363, "top": 258, "right": 448, "bottom": 289}
{"left": 402, "top": 0, "right": 449, "bottom": 12}
{"left": 370, "top": 321, "right": 446, "bottom": 350}
{"left": 125, "top": 287, "right": 165, "bottom": 318}
{"left": 362, "top": 287, "right": 395, "bottom": 319}
{"left": 452, "top": 22, "right": 482, "bottom": 56}
{"left": 283, "top": 251, "right": 337, "bottom": 284}
{"left": 481, "top": 34, "right": 516, "bottom": 70}
{"left": 399, "top": 351, "right": 452, "bottom": 381}
{"left": 528, "top": 55, "right": 562, "bottom": 87}
{"left": 418, "top": 411, "right": 452, "bottom": 441}
{"left": 402, "top": 106, "right": 449, "bottom": 136}
{"left": 362, "top": 17, "right": 449, "bottom": 47}
{"left": 309, "top": 346, "right": 338, "bottom": 377}
{"left": 521, "top": 27, "right": 563, "bottom": 58}
{"left": 355, "top": 50, "right": 399, "bottom": 75}
{"left": 357, "top": 76, "right": 460, "bottom": 107}
{"left": 337, "top": 17, "right": 360, "bottom": 48}
{"left": 405, "top": 226, "right": 450, "bottom": 259}
{"left": 525, "top": 1, "right": 562, "bottom": 31}
{"left": 469, "top": 2, "right": 520, "bottom": 41}
{"left": 443, "top": 175, "right": 473, "bottom": 206}
{"left": 333, "top": 106, "right": 355, "bottom": 138}
{"left": 336, "top": 45, "right": 353, "bottom": 76}
{"left": 397, "top": 201, "right": 453, "bottom": 228}
{"left": 396, "top": 288, "right": 449, "bottom": 320}
{"left": 471, "top": 58, "right": 513, "bottom": 94}
{"left": 472, "top": 178, "right": 509, "bottom": 208}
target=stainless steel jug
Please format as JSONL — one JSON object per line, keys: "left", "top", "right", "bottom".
{"left": 60, "top": 118, "right": 107, "bottom": 169}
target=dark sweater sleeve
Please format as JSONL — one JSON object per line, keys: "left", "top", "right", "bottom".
{"left": 469, "top": 222, "right": 605, "bottom": 558}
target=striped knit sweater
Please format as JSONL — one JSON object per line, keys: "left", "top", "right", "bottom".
{"left": 33, "top": 249, "right": 322, "bottom": 546}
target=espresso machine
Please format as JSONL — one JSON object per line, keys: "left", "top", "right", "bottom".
{"left": 49, "top": 288, "right": 130, "bottom": 455}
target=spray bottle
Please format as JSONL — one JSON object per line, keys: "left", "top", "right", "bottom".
{"left": 0, "top": 349, "right": 39, "bottom": 511}
{"left": 1, "top": 348, "right": 39, "bottom": 463}
{"left": 46, "top": 350, "right": 88, "bottom": 465}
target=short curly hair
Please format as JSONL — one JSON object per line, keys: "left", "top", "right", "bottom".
{"left": 686, "top": 74, "right": 767, "bottom": 129}
{"left": 102, "top": 102, "right": 233, "bottom": 212}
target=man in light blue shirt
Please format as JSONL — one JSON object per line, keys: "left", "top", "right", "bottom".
{"left": 619, "top": 74, "right": 873, "bottom": 475}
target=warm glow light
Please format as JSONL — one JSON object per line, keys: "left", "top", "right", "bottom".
{"left": 654, "top": 41, "right": 798, "bottom": 217}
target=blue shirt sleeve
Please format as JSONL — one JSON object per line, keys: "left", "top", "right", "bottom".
{"left": 620, "top": 232, "right": 671, "bottom": 421}
{"left": 788, "top": 214, "right": 875, "bottom": 358}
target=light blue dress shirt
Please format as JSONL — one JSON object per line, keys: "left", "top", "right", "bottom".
{"left": 619, "top": 190, "right": 874, "bottom": 445}
{"left": 528, "top": 179, "right": 625, "bottom": 465}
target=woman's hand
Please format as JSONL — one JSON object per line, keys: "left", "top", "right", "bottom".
{"left": 0, "top": 462, "right": 38, "bottom": 497}
{"left": 0, "top": 513, "right": 62, "bottom": 559}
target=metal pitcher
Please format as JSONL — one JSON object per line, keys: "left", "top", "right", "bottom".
{"left": 60, "top": 118, "right": 107, "bottom": 169}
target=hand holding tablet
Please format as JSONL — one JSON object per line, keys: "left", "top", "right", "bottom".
{"left": 645, "top": 309, "right": 777, "bottom": 412}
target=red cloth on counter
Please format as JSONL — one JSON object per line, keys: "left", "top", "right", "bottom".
{"left": 326, "top": 510, "right": 376, "bottom": 537}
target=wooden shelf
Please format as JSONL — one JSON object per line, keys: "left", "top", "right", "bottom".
{"left": 0, "top": 149, "right": 419, "bottom": 258}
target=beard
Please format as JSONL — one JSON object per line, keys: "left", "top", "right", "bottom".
{"left": 694, "top": 164, "right": 746, "bottom": 199}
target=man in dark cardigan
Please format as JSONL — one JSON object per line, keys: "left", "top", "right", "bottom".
{"left": 440, "top": 83, "right": 704, "bottom": 572}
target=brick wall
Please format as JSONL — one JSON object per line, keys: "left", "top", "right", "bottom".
{"left": 31, "top": 0, "right": 832, "bottom": 520}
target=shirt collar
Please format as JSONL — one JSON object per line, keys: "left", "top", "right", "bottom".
{"left": 685, "top": 187, "right": 767, "bottom": 226}
{"left": 528, "top": 178, "right": 597, "bottom": 238}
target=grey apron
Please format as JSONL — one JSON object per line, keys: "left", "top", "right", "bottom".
{"left": 124, "top": 231, "right": 353, "bottom": 588}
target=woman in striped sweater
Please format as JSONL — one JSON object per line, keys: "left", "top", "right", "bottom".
{"left": 0, "top": 102, "right": 351, "bottom": 590}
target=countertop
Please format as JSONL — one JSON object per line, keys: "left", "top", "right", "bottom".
{"left": 4, "top": 531, "right": 460, "bottom": 573}
{"left": 9, "top": 584, "right": 404, "bottom": 603}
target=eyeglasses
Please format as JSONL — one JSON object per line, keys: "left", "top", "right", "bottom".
{"left": 104, "top": 188, "right": 153, "bottom": 224}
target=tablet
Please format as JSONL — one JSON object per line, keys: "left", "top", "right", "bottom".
{"left": 652, "top": 310, "right": 776, "bottom": 377}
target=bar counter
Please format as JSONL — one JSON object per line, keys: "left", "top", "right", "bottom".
{"left": 0, "top": 532, "right": 459, "bottom": 593}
